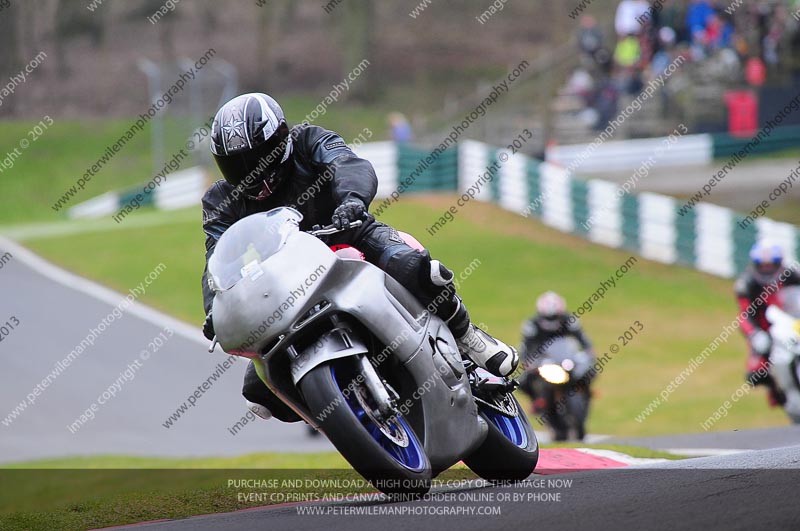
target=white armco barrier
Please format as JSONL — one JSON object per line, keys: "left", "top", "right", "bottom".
{"left": 695, "top": 203, "right": 735, "bottom": 278}
{"left": 154, "top": 167, "right": 207, "bottom": 211}
{"left": 638, "top": 192, "right": 677, "bottom": 264}
{"left": 68, "top": 166, "right": 208, "bottom": 219}
{"left": 65, "top": 140, "right": 799, "bottom": 279}
{"left": 587, "top": 179, "right": 624, "bottom": 249}
{"left": 67, "top": 192, "right": 122, "bottom": 220}
{"left": 540, "top": 162, "right": 574, "bottom": 233}
{"left": 498, "top": 150, "right": 528, "bottom": 215}
{"left": 456, "top": 139, "right": 799, "bottom": 279}
{"left": 458, "top": 140, "right": 492, "bottom": 201}
{"left": 353, "top": 141, "right": 396, "bottom": 199}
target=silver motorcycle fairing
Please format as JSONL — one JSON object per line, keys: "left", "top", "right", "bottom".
{"left": 533, "top": 337, "right": 593, "bottom": 380}
{"left": 765, "top": 304, "right": 800, "bottom": 421}
{"left": 771, "top": 354, "right": 800, "bottom": 422}
{"left": 289, "top": 326, "right": 370, "bottom": 384}
{"left": 212, "top": 231, "right": 338, "bottom": 354}
{"left": 212, "top": 230, "right": 487, "bottom": 473}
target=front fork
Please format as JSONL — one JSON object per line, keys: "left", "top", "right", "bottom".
{"left": 357, "top": 354, "right": 398, "bottom": 417}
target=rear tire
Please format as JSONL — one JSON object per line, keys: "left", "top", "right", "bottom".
{"left": 300, "top": 360, "right": 431, "bottom": 495}
{"left": 464, "top": 394, "right": 539, "bottom": 481}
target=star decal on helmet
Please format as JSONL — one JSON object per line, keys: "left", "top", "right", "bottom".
{"left": 222, "top": 106, "right": 247, "bottom": 144}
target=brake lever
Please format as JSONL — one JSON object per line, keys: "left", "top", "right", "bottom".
{"left": 309, "top": 219, "right": 363, "bottom": 237}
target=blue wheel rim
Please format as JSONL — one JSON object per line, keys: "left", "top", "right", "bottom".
{"left": 331, "top": 366, "right": 425, "bottom": 472}
{"left": 481, "top": 405, "right": 528, "bottom": 448}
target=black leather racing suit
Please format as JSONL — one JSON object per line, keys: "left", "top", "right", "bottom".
{"left": 734, "top": 267, "right": 800, "bottom": 399}
{"left": 520, "top": 314, "right": 593, "bottom": 366}
{"left": 518, "top": 314, "right": 594, "bottom": 401}
{"left": 201, "top": 124, "right": 468, "bottom": 421}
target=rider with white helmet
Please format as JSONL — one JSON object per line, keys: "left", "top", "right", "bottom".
{"left": 735, "top": 241, "right": 800, "bottom": 405}
{"left": 520, "top": 291, "right": 594, "bottom": 366}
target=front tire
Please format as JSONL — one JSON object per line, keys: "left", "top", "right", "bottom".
{"left": 300, "top": 359, "right": 431, "bottom": 495}
{"left": 464, "top": 393, "right": 539, "bottom": 481}
{"left": 566, "top": 391, "right": 590, "bottom": 441}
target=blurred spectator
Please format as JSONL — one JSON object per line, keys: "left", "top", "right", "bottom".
{"left": 720, "top": 13, "right": 736, "bottom": 48}
{"left": 648, "top": 26, "right": 681, "bottom": 116}
{"left": 615, "top": 0, "right": 651, "bottom": 36}
{"left": 593, "top": 76, "right": 620, "bottom": 131}
{"left": 614, "top": 34, "right": 642, "bottom": 68}
{"left": 763, "top": 25, "right": 782, "bottom": 65}
{"left": 564, "top": 67, "right": 601, "bottom": 127}
{"left": 388, "top": 112, "right": 412, "bottom": 143}
{"left": 658, "top": 0, "right": 688, "bottom": 43}
{"left": 704, "top": 13, "right": 722, "bottom": 47}
{"left": 686, "top": 0, "right": 714, "bottom": 41}
{"left": 649, "top": 26, "right": 677, "bottom": 78}
{"left": 560, "top": 0, "right": 799, "bottom": 137}
{"left": 577, "top": 15, "right": 608, "bottom": 68}
{"left": 565, "top": 68, "right": 596, "bottom": 105}
{"left": 614, "top": 34, "right": 644, "bottom": 93}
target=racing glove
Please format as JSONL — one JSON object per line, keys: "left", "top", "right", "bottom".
{"left": 331, "top": 200, "right": 366, "bottom": 230}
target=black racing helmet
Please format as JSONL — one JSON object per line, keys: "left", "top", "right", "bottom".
{"left": 210, "top": 93, "right": 292, "bottom": 200}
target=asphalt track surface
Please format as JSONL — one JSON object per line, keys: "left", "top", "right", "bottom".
{"left": 608, "top": 425, "right": 800, "bottom": 453}
{"left": 5, "top": 238, "right": 800, "bottom": 530}
{"left": 591, "top": 157, "right": 800, "bottom": 211}
{"left": 0, "top": 238, "right": 331, "bottom": 463}
{"left": 110, "top": 445, "right": 800, "bottom": 531}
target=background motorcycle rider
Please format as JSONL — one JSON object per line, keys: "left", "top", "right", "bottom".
{"left": 518, "top": 291, "right": 595, "bottom": 407}
{"left": 200, "top": 93, "right": 518, "bottom": 421}
{"left": 735, "top": 241, "right": 800, "bottom": 406}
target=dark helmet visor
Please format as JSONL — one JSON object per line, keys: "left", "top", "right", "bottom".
{"left": 213, "top": 129, "right": 289, "bottom": 194}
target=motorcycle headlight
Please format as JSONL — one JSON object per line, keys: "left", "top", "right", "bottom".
{"left": 538, "top": 363, "right": 570, "bottom": 385}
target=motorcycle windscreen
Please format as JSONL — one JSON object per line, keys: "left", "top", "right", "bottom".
{"left": 539, "top": 336, "right": 593, "bottom": 375}
{"left": 540, "top": 337, "right": 581, "bottom": 364}
{"left": 208, "top": 207, "right": 303, "bottom": 291}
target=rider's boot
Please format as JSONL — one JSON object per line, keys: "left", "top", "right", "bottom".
{"left": 242, "top": 361, "right": 302, "bottom": 422}
{"left": 428, "top": 260, "right": 519, "bottom": 377}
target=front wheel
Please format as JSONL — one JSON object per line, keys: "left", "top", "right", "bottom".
{"left": 566, "top": 391, "right": 590, "bottom": 441}
{"left": 300, "top": 359, "right": 431, "bottom": 495}
{"left": 464, "top": 393, "right": 539, "bottom": 481}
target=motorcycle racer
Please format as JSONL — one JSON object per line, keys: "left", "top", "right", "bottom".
{"left": 200, "top": 93, "right": 518, "bottom": 420}
{"left": 520, "top": 291, "right": 594, "bottom": 367}
{"left": 735, "top": 241, "right": 800, "bottom": 405}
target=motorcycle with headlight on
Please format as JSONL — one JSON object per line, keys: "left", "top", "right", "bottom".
{"left": 206, "top": 207, "right": 538, "bottom": 495}
{"left": 520, "top": 337, "right": 593, "bottom": 441}
{"left": 765, "top": 286, "right": 800, "bottom": 423}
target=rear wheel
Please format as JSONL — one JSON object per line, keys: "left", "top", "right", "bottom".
{"left": 464, "top": 392, "right": 539, "bottom": 481}
{"left": 300, "top": 359, "right": 431, "bottom": 495}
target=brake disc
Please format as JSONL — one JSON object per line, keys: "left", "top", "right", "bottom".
{"left": 354, "top": 383, "right": 410, "bottom": 447}
{"left": 474, "top": 391, "right": 519, "bottom": 418}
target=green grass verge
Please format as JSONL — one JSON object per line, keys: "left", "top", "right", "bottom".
{"left": 0, "top": 446, "right": 678, "bottom": 530}
{"left": 0, "top": 469, "right": 371, "bottom": 530}
{"left": 0, "top": 97, "right": 390, "bottom": 225}
{"left": 3, "top": 452, "right": 350, "bottom": 469}
{"left": 15, "top": 196, "right": 789, "bottom": 437}
{"left": 755, "top": 200, "right": 800, "bottom": 227}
